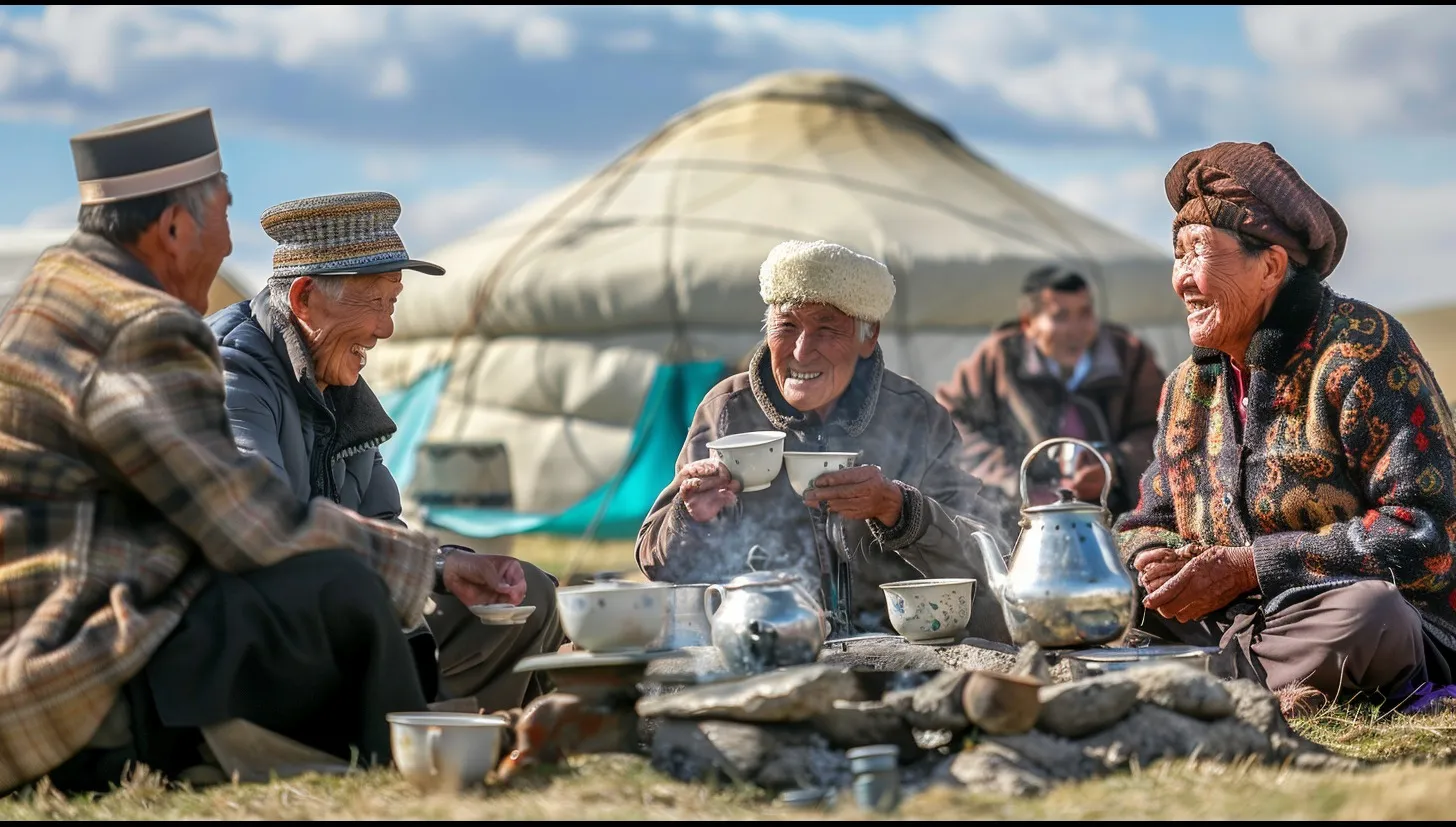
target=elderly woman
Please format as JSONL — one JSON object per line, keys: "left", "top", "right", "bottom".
{"left": 1116, "top": 142, "right": 1456, "bottom": 711}
{"left": 207, "top": 191, "right": 564, "bottom": 715}
{"left": 636, "top": 240, "right": 1009, "bottom": 642}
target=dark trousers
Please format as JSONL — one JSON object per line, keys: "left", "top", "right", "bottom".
{"left": 48, "top": 550, "right": 428, "bottom": 792}
{"left": 1136, "top": 579, "right": 1454, "bottom": 702}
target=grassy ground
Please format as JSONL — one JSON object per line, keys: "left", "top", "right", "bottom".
{"left": 4, "top": 537, "right": 1455, "bottom": 820}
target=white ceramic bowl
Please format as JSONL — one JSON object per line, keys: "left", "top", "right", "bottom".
{"left": 880, "top": 578, "right": 976, "bottom": 644}
{"left": 706, "top": 430, "right": 787, "bottom": 493}
{"left": 782, "top": 451, "right": 860, "bottom": 495}
{"left": 557, "top": 581, "right": 673, "bottom": 652}
{"left": 386, "top": 712, "right": 510, "bottom": 791}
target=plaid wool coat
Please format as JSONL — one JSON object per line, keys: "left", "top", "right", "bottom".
{"left": 0, "top": 233, "right": 436, "bottom": 791}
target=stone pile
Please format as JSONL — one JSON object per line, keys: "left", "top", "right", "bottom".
{"left": 635, "top": 640, "right": 1363, "bottom": 798}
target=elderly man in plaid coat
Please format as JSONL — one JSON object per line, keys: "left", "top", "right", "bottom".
{"left": 0, "top": 110, "right": 522, "bottom": 793}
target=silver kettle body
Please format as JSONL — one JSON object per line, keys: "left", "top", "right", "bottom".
{"left": 968, "top": 437, "right": 1139, "bottom": 648}
{"left": 704, "top": 568, "right": 827, "bottom": 675}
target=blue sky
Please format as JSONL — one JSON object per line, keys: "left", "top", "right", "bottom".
{"left": 0, "top": 5, "right": 1452, "bottom": 308}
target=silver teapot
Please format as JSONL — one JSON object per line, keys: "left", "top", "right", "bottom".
{"left": 966, "top": 437, "right": 1139, "bottom": 648}
{"left": 704, "top": 556, "right": 828, "bottom": 675}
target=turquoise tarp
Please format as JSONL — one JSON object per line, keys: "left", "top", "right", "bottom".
{"left": 378, "top": 359, "right": 725, "bottom": 541}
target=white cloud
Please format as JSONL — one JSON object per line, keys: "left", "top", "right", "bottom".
{"left": 1051, "top": 164, "right": 1172, "bottom": 250}
{"left": 603, "top": 28, "right": 655, "bottom": 53}
{"left": 372, "top": 57, "right": 412, "bottom": 99}
{"left": 396, "top": 179, "right": 549, "bottom": 253}
{"left": 1243, "top": 6, "right": 1456, "bottom": 135}
{"left": 514, "top": 15, "right": 575, "bottom": 61}
{"left": 20, "top": 197, "right": 76, "bottom": 230}
{"left": 0, "top": 5, "right": 1234, "bottom": 154}
{"left": 1327, "top": 179, "right": 1456, "bottom": 310}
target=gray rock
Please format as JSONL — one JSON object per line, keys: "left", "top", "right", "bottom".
{"left": 881, "top": 670, "right": 972, "bottom": 731}
{"left": 936, "top": 728, "right": 1094, "bottom": 797}
{"left": 809, "top": 700, "right": 918, "bottom": 752}
{"left": 1222, "top": 677, "right": 1289, "bottom": 737}
{"left": 1124, "top": 663, "right": 1235, "bottom": 720}
{"left": 1079, "top": 703, "right": 1218, "bottom": 767}
{"left": 649, "top": 719, "right": 848, "bottom": 792}
{"left": 1035, "top": 675, "right": 1140, "bottom": 738}
{"left": 636, "top": 663, "right": 863, "bottom": 723}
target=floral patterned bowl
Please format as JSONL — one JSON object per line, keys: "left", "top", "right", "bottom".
{"left": 879, "top": 578, "right": 976, "bottom": 644}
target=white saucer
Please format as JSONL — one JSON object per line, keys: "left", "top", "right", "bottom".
{"left": 469, "top": 603, "right": 537, "bottom": 625}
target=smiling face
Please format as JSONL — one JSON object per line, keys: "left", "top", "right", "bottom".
{"left": 290, "top": 272, "right": 402, "bottom": 390}
{"left": 765, "top": 302, "right": 877, "bottom": 419}
{"left": 1172, "top": 224, "right": 1288, "bottom": 363}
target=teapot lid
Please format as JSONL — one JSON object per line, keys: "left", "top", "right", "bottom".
{"left": 1022, "top": 488, "right": 1109, "bottom": 516}
{"left": 723, "top": 570, "right": 802, "bottom": 590}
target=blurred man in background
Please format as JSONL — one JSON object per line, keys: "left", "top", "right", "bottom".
{"left": 935, "top": 266, "right": 1165, "bottom": 536}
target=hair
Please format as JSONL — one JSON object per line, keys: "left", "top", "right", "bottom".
{"left": 267, "top": 273, "right": 353, "bottom": 327}
{"left": 1234, "top": 232, "right": 1308, "bottom": 285}
{"left": 76, "top": 172, "right": 228, "bottom": 247}
{"left": 763, "top": 304, "right": 877, "bottom": 344}
{"left": 1018, "top": 266, "right": 1091, "bottom": 319}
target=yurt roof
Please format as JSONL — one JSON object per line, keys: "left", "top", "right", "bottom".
{"left": 392, "top": 69, "right": 1182, "bottom": 352}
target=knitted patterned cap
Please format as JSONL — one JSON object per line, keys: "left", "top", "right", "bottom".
{"left": 261, "top": 191, "right": 444, "bottom": 280}
{"left": 758, "top": 240, "right": 896, "bottom": 322}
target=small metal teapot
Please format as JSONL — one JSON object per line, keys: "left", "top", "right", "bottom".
{"left": 966, "top": 437, "right": 1138, "bottom": 648}
{"left": 704, "top": 548, "right": 828, "bottom": 674}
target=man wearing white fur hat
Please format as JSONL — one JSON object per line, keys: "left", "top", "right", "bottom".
{"left": 636, "top": 240, "right": 1010, "bottom": 643}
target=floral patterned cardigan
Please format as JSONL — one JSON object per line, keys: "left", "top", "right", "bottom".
{"left": 1115, "top": 274, "right": 1456, "bottom": 657}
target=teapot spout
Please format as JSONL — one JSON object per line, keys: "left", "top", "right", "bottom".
{"left": 968, "top": 525, "right": 1011, "bottom": 599}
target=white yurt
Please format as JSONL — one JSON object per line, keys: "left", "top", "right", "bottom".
{"left": 0, "top": 228, "right": 72, "bottom": 308}
{"left": 1, "top": 226, "right": 253, "bottom": 315}
{"left": 368, "top": 69, "right": 1189, "bottom": 540}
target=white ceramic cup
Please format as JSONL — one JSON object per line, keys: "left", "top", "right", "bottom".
{"left": 557, "top": 581, "right": 672, "bottom": 652}
{"left": 782, "top": 451, "right": 860, "bottom": 495}
{"left": 386, "top": 712, "right": 510, "bottom": 792}
{"left": 879, "top": 578, "right": 976, "bottom": 644}
{"left": 705, "top": 430, "right": 787, "bottom": 493}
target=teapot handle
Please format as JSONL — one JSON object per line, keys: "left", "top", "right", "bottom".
{"left": 704, "top": 584, "right": 726, "bottom": 618}
{"left": 1020, "top": 437, "right": 1112, "bottom": 512}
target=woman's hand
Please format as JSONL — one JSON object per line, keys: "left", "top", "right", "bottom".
{"left": 1142, "top": 545, "right": 1257, "bottom": 623}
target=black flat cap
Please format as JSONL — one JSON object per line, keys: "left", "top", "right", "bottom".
{"left": 70, "top": 108, "right": 222, "bottom": 205}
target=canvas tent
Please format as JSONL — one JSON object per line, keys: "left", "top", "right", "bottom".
{"left": 1, "top": 226, "right": 252, "bottom": 315}
{"left": 367, "top": 69, "right": 1190, "bottom": 541}
{"left": 0, "top": 228, "right": 72, "bottom": 309}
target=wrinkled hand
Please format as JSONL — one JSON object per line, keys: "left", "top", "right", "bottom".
{"left": 1143, "top": 545, "right": 1258, "bottom": 623}
{"left": 1132, "top": 546, "right": 1197, "bottom": 593}
{"left": 804, "top": 464, "right": 902, "bottom": 525}
{"left": 443, "top": 551, "right": 528, "bottom": 607}
{"left": 677, "top": 458, "right": 741, "bottom": 522}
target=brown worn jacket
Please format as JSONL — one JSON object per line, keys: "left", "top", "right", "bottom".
{"left": 635, "top": 344, "right": 1011, "bottom": 642}
{"left": 935, "top": 322, "right": 1165, "bottom": 536}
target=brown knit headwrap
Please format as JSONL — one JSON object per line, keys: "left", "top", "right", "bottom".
{"left": 1165, "top": 141, "right": 1348, "bottom": 280}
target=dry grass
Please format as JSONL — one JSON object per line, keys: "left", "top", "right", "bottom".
{"left": 5, "top": 536, "right": 1456, "bottom": 819}
{"left": 508, "top": 534, "right": 640, "bottom": 584}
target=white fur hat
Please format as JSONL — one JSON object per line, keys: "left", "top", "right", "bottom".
{"left": 758, "top": 240, "right": 896, "bottom": 322}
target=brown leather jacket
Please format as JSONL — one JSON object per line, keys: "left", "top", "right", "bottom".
{"left": 935, "top": 322, "right": 1165, "bottom": 537}
{"left": 635, "top": 344, "right": 1011, "bottom": 642}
